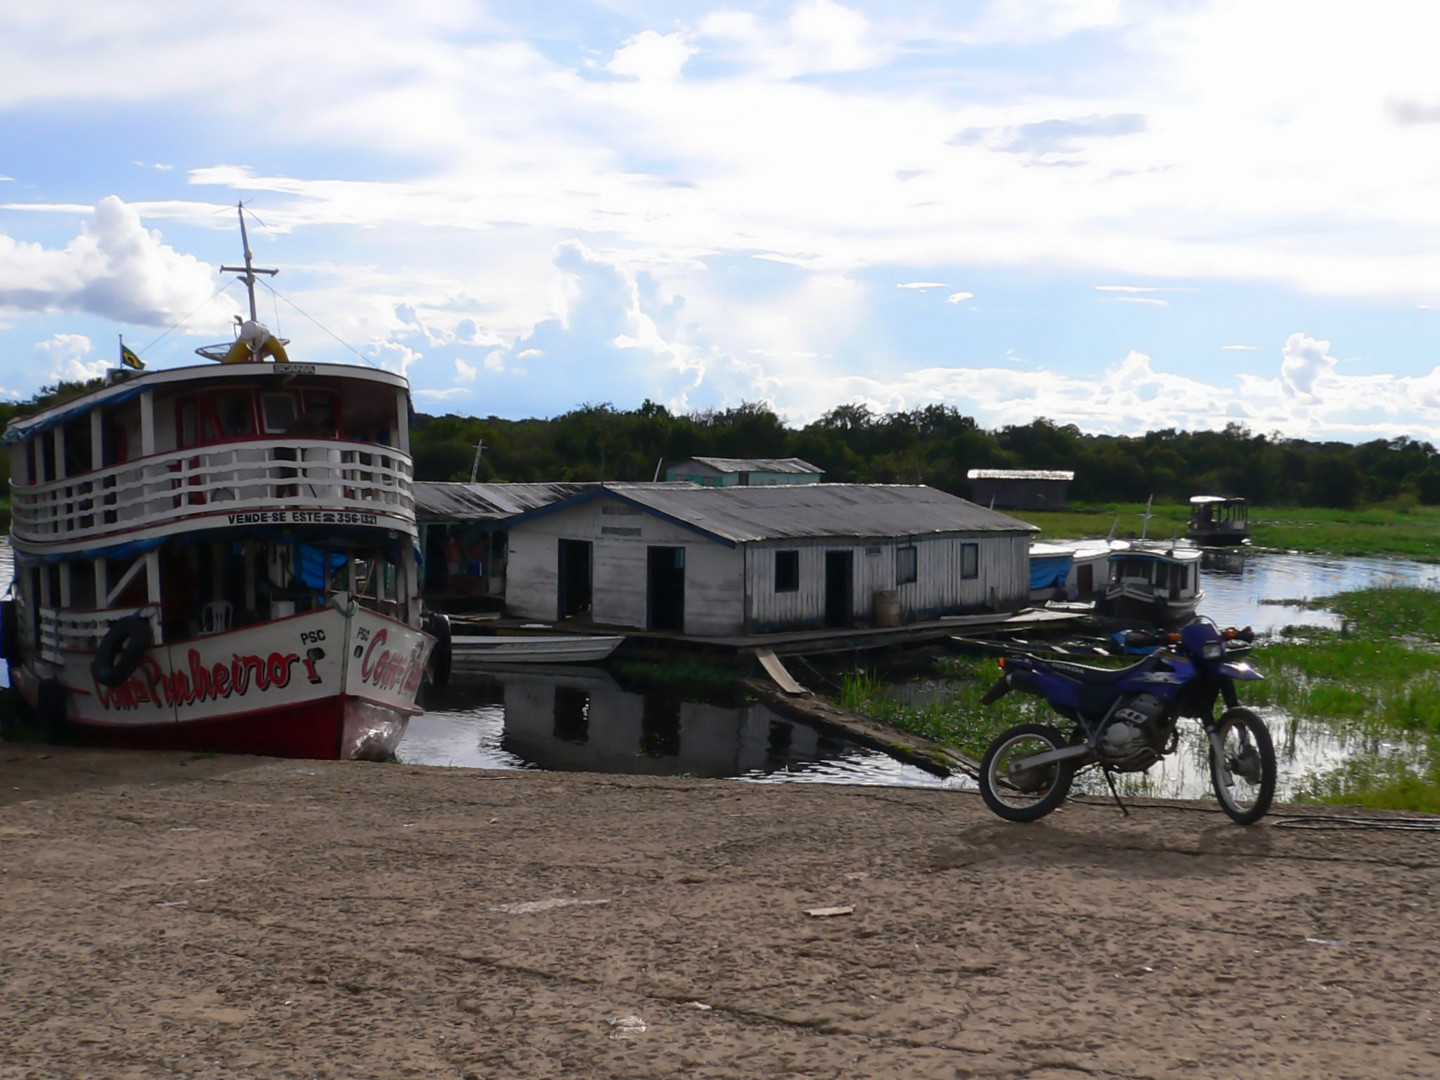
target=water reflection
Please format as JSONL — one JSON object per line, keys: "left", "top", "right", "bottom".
{"left": 404, "top": 666, "right": 960, "bottom": 788}
{"left": 1196, "top": 547, "right": 1440, "bottom": 634}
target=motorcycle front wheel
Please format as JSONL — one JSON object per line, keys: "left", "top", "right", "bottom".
{"left": 1209, "top": 707, "right": 1276, "bottom": 825}
{"left": 978, "top": 723, "right": 1075, "bottom": 823}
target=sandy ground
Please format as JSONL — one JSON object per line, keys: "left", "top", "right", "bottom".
{"left": 3, "top": 746, "right": 1439, "bottom": 1080}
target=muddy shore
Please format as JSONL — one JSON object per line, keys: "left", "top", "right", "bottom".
{"left": 3, "top": 746, "right": 1438, "bottom": 1079}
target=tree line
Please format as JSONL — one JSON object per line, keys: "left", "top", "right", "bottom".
{"left": 413, "top": 400, "right": 1440, "bottom": 510}
{"left": 2, "top": 380, "right": 1436, "bottom": 509}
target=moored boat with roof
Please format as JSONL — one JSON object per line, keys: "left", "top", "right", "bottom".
{"left": 1, "top": 209, "right": 435, "bottom": 759}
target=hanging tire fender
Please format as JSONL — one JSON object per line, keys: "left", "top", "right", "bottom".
{"left": 91, "top": 614, "right": 153, "bottom": 687}
{"left": 426, "top": 611, "right": 452, "bottom": 690}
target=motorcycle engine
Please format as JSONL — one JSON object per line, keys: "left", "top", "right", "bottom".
{"left": 1098, "top": 693, "right": 1168, "bottom": 769}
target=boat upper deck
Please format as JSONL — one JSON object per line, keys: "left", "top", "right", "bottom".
{"left": 7, "top": 363, "right": 415, "bottom": 553}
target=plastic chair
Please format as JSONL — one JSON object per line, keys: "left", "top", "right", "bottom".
{"left": 200, "top": 600, "right": 232, "bottom": 635}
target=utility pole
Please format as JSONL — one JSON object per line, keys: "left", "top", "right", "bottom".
{"left": 469, "top": 439, "right": 486, "bottom": 482}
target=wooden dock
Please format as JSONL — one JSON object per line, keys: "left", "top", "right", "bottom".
{"left": 481, "top": 607, "right": 1087, "bottom": 659}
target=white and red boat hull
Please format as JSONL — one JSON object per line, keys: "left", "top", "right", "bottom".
{"left": 14, "top": 605, "right": 433, "bottom": 761}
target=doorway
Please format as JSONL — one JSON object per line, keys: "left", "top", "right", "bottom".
{"left": 647, "top": 546, "right": 686, "bottom": 632}
{"left": 824, "top": 550, "right": 853, "bottom": 627}
{"left": 557, "top": 539, "right": 592, "bottom": 619}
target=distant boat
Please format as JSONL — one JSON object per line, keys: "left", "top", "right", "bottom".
{"left": 450, "top": 633, "right": 624, "bottom": 666}
{"left": 1097, "top": 544, "right": 1204, "bottom": 625}
{"left": 1187, "top": 496, "right": 1250, "bottom": 546}
{"left": 1029, "top": 540, "right": 1122, "bottom": 603}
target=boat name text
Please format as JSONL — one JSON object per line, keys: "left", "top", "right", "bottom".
{"left": 359, "top": 628, "right": 427, "bottom": 696}
{"left": 95, "top": 647, "right": 322, "bottom": 711}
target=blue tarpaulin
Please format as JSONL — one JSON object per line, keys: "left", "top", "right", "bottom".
{"left": 1029, "top": 552, "right": 1073, "bottom": 591}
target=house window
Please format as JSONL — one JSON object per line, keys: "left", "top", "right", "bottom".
{"left": 775, "top": 550, "right": 799, "bottom": 592}
{"left": 896, "top": 545, "right": 917, "bottom": 585}
{"left": 961, "top": 543, "right": 979, "bottom": 580}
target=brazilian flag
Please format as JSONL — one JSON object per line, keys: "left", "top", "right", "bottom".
{"left": 120, "top": 343, "right": 144, "bottom": 370}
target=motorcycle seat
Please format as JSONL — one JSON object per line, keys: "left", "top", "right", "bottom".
{"left": 1042, "top": 652, "right": 1166, "bottom": 686}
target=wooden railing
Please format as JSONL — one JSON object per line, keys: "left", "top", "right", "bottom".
{"left": 37, "top": 606, "right": 160, "bottom": 664}
{"left": 11, "top": 439, "right": 415, "bottom": 545}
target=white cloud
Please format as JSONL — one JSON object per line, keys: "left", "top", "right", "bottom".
{"left": 1279, "top": 332, "right": 1336, "bottom": 398}
{"left": 1222, "top": 344, "right": 1260, "bottom": 351}
{"left": 1114, "top": 296, "right": 1169, "bottom": 307}
{"left": 454, "top": 357, "right": 477, "bottom": 382}
{"left": 897, "top": 281, "right": 948, "bottom": 290}
{"left": 369, "top": 340, "right": 422, "bottom": 376}
{"left": 607, "top": 31, "right": 695, "bottom": 81}
{"left": 414, "top": 386, "right": 468, "bottom": 402}
{"left": 946, "top": 291, "right": 974, "bottom": 304}
{"left": 0, "top": 197, "right": 218, "bottom": 326}
{"left": 36, "top": 332, "right": 107, "bottom": 381}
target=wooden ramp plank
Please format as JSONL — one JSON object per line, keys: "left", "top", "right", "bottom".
{"left": 756, "top": 648, "right": 807, "bottom": 695}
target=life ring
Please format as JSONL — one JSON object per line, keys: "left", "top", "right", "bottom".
{"left": 91, "top": 615, "right": 153, "bottom": 687}
{"left": 426, "top": 611, "right": 452, "bottom": 690}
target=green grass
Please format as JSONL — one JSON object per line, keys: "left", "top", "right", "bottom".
{"left": 1016, "top": 502, "right": 1440, "bottom": 562}
{"left": 1250, "top": 586, "right": 1440, "bottom": 809}
{"left": 833, "top": 585, "right": 1440, "bottom": 812}
{"left": 837, "top": 659, "right": 1044, "bottom": 761}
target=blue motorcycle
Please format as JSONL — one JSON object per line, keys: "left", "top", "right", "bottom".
{"left": 977, "top": 619, "right": 1275, "bottom": 825}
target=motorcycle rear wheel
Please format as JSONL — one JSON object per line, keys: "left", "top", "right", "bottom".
{"left": 979, "top": 723, "right": 1075, "bottom": 822}
{"left": 1209, "top": 707, "right": 1276, "bottom": 825}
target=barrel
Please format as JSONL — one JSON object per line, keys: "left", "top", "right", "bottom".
{"left": 873, "top": 589, "right": 901, "bottom": 627}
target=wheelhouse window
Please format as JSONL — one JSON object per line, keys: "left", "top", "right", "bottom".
{"left": 261, "top": 393, "right": 299, "bottom": 434}
{"left": 775, "top": 550, "right": 800, "bottom": 592}
{"left": 174, "top": 388, "right": 340, "bottom": 448}
{"left": 961, "top": 542, "right": 979, "bottom": 580}
{"left": 896, "top": 545, "right": 917, "bottom": 585}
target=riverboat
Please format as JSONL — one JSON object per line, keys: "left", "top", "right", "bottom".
{"left": 1096, "top": 543, "right": 1204, "bottom": 625}
{"left": 1029, "top": 540, "right": 1117, "bottom": 603}
{"left": 0, "top": 209, "right": 435, "bottom": 759}
{"left": 1186, "top": 495, "right": 1250, "bottom": 546}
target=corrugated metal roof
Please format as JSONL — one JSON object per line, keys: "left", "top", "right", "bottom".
{"left": 414, "top": 481, "right": 701, "bottom": 523}
{"left": 673, "top": 456, "right": 824, "bottom": 475}
{"left": 584, "top": 484, "right": 1036, "bottom": 544}
{"left": 966, "top": 469, "right": 1075, "bottom": 481}
{"left": 414, "top": 482, "right": 598, "bottom": 522}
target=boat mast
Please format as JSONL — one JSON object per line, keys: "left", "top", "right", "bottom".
{"left": 219, "top": 203, "right": 277, "bottom": 331}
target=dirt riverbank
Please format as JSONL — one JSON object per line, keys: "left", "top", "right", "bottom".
{"left": 3, "top": 745, "right": 1438, "bottom": 1079}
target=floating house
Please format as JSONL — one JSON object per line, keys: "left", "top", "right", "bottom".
{"left": 967, "top": 468, "right": 1074, "bottom": 510}
{"left": 500, "top": 483, "right": 1036, "bottom": 636}
{"left": 413, "top": 481, "right": 593, "bottom": 600}
{"left": 663, "top": 456, "right": 823, "bottom": 487}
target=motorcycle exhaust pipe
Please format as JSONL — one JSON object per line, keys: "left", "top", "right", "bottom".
{"left": 1011, "top": 744, "right": 1091, "bottom": 770}
{"left": 980, "top": 669, "right": 1041, "bottom": 705}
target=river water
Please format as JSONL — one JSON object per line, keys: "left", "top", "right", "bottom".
{"left": 3, "top": 541, "right": 1436, "bottom": 798}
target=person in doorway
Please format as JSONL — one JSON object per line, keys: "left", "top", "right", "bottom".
{"left": 444, "top": 533, "right": 462, "bottom": 587}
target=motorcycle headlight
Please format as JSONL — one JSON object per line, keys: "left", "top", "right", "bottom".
{"left": 1202, "top": 641, "right": 1223, "bottom": 660}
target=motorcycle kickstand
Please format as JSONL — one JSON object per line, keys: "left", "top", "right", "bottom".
{"left": 1103, "top": 768, "right": 1130, "bottom": 817}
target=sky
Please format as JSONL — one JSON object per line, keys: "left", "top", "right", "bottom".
{"left": 4, "top": 0, "right": 1440, "bottom": 443}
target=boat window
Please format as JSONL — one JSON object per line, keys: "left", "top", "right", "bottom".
{"left": 896, "top": 545, "right": 918, "bottom": 585}
{"left": 216, "top": 393, "right": 255, "bottom": 437}
{"left": 179, "top": 400, "right": 198, "bottom": 448}
{"left": 38, "top": 434, "right": 55, "bottom": 483}
{"left": 63, "top": 419, "right": 93, "bottom": 475}
{"left": 261, "top": 393, "right": 299, "bottom": 434}
{"left": 961, "top": 542, "right": 979, "bottom": 580}
{"left": 303, "top": 392, "right": 337, "bottom": 433}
